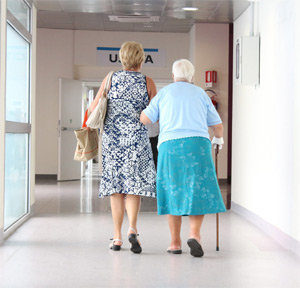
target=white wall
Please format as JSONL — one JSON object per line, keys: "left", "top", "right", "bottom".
{"left": 190, "top": 24, "right": 230, "bottom": 179}
{"left": 73, "top": 30, "right": 189, "bottom": 81}
{"left": 36, "top": 29, "right": 74, "bottom": 174}
{"left": 232, "top": 0, "right": 300, "bottom": 244}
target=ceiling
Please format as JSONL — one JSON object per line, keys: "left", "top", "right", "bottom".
{"left": 33, "top": 0, "right": 251, "bottom": 33}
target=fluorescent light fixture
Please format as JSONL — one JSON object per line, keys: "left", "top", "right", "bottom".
{"left": 182, "top": 7, "right": 199, "bottom": 11}
{"left": 109, "top": 15, "right": 160, "bottom": 23}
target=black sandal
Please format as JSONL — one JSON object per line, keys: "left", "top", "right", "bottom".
{"left": 187, "top": 238, "right": 204, "bottom": 257}
{"left": 128, "top": 228, "right": 142, "bottom": 254}
{"left": 109, "top": 239, "right": 123, "bottom": 251}
{"left": 167, "top": 248, "right": 182, "bottom": 254}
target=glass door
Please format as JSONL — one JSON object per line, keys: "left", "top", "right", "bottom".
{"left": 4, "top": 0, "right": 32, "bottom": 230}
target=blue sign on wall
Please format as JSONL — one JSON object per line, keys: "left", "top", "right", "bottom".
{"left": 96, "top": 47, "right": 166, "bottom": 67}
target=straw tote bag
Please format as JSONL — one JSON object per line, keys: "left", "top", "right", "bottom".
{"left": 74, "top": 128, "right": 98, "bottom": 162}
{"left": 86, "top": 71, "right": 114, "bottom": 131}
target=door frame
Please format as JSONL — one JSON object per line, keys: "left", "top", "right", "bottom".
{"left": 81, "top": 81, "right": 101, "bottom": 178}
{"left": 58, "top": 78, "right": 83, "bottom": 181}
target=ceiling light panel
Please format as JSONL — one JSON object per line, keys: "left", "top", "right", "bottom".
{"left": 59, "top": 0, "right": 112, "bottom": 13}
{"left": 164, "top": 0, "right": 221, "bottom": 19}
{"left": 109, "top": 15, "right": 160, "bottom": 23}
{"left": 112, "top": 0, "right": 167, "bottom": 16}
{"left": 182, "top": 7, "right": 199, "bottom": 11}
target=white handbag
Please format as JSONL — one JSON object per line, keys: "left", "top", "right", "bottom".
{"left": 86, "top": 71, "right": 114, "bottom": 131}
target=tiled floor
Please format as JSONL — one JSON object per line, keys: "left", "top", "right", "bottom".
{"left": 0, "top": 177, "right": 299, "bottom": 288}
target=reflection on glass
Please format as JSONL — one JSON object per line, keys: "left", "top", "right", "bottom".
{"left": 6, "top": 24, "right": 30, "bottom": 123}
{"left": 7, "top": 0, "right": 31, "bottom": 31}
{"left": 80, "top": 179, "right": 93, "bottom": 214}
{"left": 4, "top": 133, "right": 29, "bottom": 229}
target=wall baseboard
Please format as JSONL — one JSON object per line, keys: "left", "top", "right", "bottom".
{"left": 219, "top": 179, "right": 228, "bottom": 184}
{"left": 0, "top": 228, "right": 3, "bottom": 245}
{"left": 30, "top": 203, "right": 35, "bottom": 216}
{"left": 231, "top": 202, "right": 300, "bottom": 257}
{"left": 35, "top": 174, "right": 57, "bottom": 180}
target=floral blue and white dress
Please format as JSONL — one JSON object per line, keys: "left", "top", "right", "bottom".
{"left": 99, "top": 70, "right": 156, "bottom": 198}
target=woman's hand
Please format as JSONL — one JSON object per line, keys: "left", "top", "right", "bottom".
{"left": 210, "top": 123, "right": 224, "bottom": 149}
{"left": 212, "top": 136, "right": 224, "bottom": 149}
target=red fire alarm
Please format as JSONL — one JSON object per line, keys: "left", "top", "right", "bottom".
{"left": 205, "top": 70, "right": 217, "bottom": 87}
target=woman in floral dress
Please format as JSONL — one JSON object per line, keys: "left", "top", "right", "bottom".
{"left": 89, "top": 42, "right": 156, "bottom": 253}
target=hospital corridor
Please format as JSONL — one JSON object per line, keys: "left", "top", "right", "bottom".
{"left": 0, "top": 0, "right": 300, "bottom": 287}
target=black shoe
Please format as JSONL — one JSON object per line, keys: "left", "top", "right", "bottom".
{"left": 187, "top": 238, "right": 204, "bottom": 257}
{"left": 167, "top": 249, "right": 182, "bottom": 254}
{"left": 109, "top": 239, "right": 123, "bottom": 251}
{"left": 128, "top": 228, "right": 142, "bottom": 254}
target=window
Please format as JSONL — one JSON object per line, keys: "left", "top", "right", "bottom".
{"left": 4, "top": 133, "right": 29, "bottom": 228}
{"left": 7, "top": 0, "right": 31, "bottom": 32}
{"left": 6, "top": 24, "right": 30, "bottom": 123}
{"left": 3, "top": 1, "right": 32, "bottom": 231}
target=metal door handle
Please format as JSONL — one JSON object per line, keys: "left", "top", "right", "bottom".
{"left": 61, "top": 127, "right": 77, "bottom": 131}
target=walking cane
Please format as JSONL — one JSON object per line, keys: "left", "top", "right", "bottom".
{"left": 215, "top": 144, "right": 220, "bottom": 251}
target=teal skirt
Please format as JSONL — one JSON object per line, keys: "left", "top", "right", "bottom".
{"left": 157, "top": 137, "right": 226, "bottom": 216}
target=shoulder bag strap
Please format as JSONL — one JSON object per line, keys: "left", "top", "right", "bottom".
{"left": 98, "top": 71, "right": 114, "bottom": 172}
{"left": 103, "top": 71, "right": 114, "bottom": 96}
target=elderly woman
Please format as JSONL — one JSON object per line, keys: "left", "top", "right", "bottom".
{"left": 89, "top": 41, "right": 157, "bottom": 253}
{"left": 140, "top": 59, "right": 226, "bottom": 257}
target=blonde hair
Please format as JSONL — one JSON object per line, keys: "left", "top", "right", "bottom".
{"left": 119, "top": 41, "right": 145, "bottom": 70}
{"left": 172, "top": 59, "right": 195, "bottom": 82}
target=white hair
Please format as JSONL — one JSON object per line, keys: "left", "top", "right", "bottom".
{"left": 172, "top": 59, "right": 195, "bottom": 82}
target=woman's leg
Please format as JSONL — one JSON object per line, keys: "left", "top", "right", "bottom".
{"left": 125, "top": 195, "right": 142, "bottom": 253}
{"left": 168, "top": 215, "right": 182, "bottom": 249}
{"left": 110, "top": 193, "right": 125, "bottom": 245}
{"left": 189, "top": 215, "right": 205, "bottom": 242}
{"left": 125, "top": 195, "right": 141, "bottom": 233}
{"left": 187, "top": 215, "right": 205, "bottom": 257}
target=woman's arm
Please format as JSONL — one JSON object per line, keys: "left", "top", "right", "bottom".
{"left": 141, "top": 80, "right": 159, "bottom": 125}
{"left": 146, "top": 76, "right": 157, "bottom": 101}
{"left": 210, "top": 123, "right": 224, "bottom": 148}
{"left": 140, "top": 112, "right": 152, "bottom": 125}
{"left": 89, "top": 74, "right": 110, "bottom": 113}
{"left": 141, "top": 77, "right": 158, "bottom": 125}
{"left": 210, "top": 123, "right": 223, "bottom": 138}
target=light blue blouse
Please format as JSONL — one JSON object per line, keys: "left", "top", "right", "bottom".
{"left": 143, "top": 81, "right": 222, "bottom": 149}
